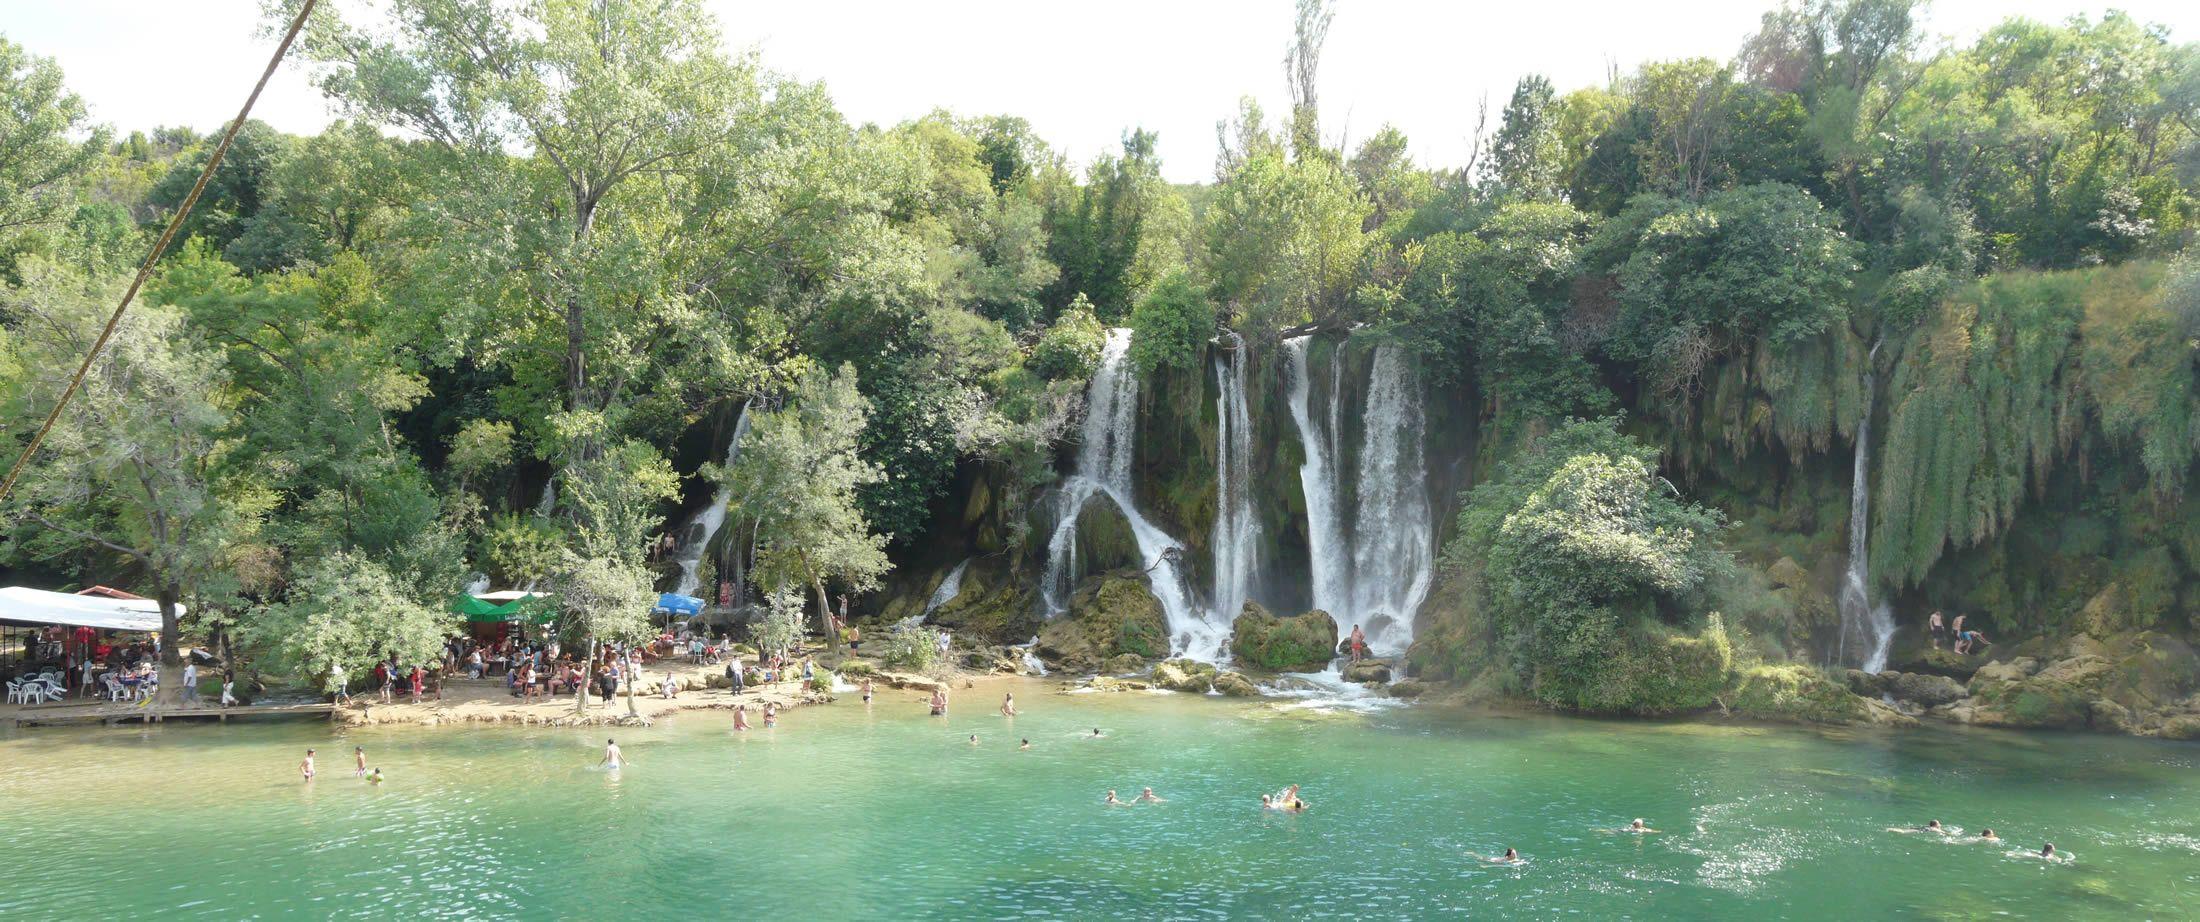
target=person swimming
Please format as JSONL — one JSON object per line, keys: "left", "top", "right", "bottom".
{"left": 1104, "top": 789, "right": 1126, "bottom": 806}
{"left": 969, "top": 734, "right": 980, "bottom": 746}
{"left": 1978, "top": 828, "right": 2000, "bottom": 842}
{"left": 2030, "top": 842, "right": 2069, "bottom": 862}
{"left": 1269, "top": 784, "right": 1307, "bottom": 811}
{"left": 366, "top": 768, "right": 384, "bottom": 785}
{"left": 1089, "top": 728, "right": 1104, "bottom": 738}
{"left": 1621, "top": 818, "right": 1658, "bottom": 834}
{"left": 1019, "top": 738, "right": 1031, "bottom": 751}
{"left": 1135, "top": 787, "right": 1165, "bottom": 804}
{"left": 1469, "top": 848, "right": 1522, "bottom": 865}
{"left": 1888, "top": 820, "right": 1951, "bottom": 836}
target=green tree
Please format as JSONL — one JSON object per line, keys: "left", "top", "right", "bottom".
{"left": 725, "top": 364, "right": 891, "bottom": 642}
{"left": 552, "top": 548, "right": 656, "bottom": 715}
{"left": 0, "top": 262, "right": 263, "bottom": 706}
{"left": 238, "top": 549, "right": 452, "bottom": 693}
{"left": 1126, "top": 272, "right": 1216, "bottom": 376}
{"left": 0, "top": 37, "right": 109, "bottom": 276}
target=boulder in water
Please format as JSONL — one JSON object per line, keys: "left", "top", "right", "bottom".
{"left": 1884, "top": 672, "right": 1967, "bottom": 707}
{"left": 1342, "top": 659, "right": 1393, "bottom": 684}
{"left": 1229, "top": 604, "right": 1338, "bottom": 673}
{"left": 1211, "top": 671, "right": 1259, "bottom": 697}
{"left": 1152, "top": 659, "right": 1218, "bottom": 692}
{"left": 1103, "top": 653, "right": 1147, "bottom": 675}
{"left": 1035, "top": 571, "right": 1170, "bottom": 672}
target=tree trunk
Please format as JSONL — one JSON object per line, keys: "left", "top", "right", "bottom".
{"left": 154, "top": 584, "right": 184, "bottom": 708}
{"left": 623, "top": 650, "right": 641, "bottom": 718}
{"left": 574, "top": 634, "right": 598, "bottom": 717}
{"left": 797, "top": 551, "right": 842, "bottom": 650}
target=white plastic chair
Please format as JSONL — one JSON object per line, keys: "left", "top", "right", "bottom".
{"left": 5, "top": 680, "right": 25, "bottom": 705}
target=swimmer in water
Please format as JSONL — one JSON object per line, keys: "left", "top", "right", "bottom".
{"left": 1089, "top": 728, "right": 1104, "bottom": 738}
{"left": 1104, "top": 789, "right": 1126, "bottom": 806}
{"left": 301, "top": 749, "right": 316, "bottom": 780}
{"left": 1468, "top": 848, "right": 1522, "bottom": 865}
{"left": 1260, "top": 794, "right": 1275, "bottom": 810}
{"left": 1888, "top": 820, "right": 1950, "bottom": 836}
{"left": 929, "top": 688, "right": 948, "bottom": 716}
{"left": 1001, "top": 693, "right": 1017, "bottom": 717}
{"left": 1978, "top": 828, "right": 2000, "bottom": 843}
{"left": 1135, "top": 787, "right": 1166, "bottom": 804}
{"left": 1019, "top": 739, "right": 1031, "bottom": 751}
{"left": 861, "top": 677, "right": 873, "bottom": 704}
{"left": 969, "top": 734, "right": 980, "bottom": 746}
{"left": 367, "top": 768, "right": 384, "bottom": 785}
{"left": 2031, "top": 843, "right": 2068, "bottom": 862}
{"left": 733, "top": 702, "right": 750, "bottom": 730}
{"left": 1620, "top": 818, "right": 1658, "bottom": 834}
{"left": 762, "top": 702, "right": 778, "bottom": 728}
{"left": 601, "top": 738, "right": 626, "bottom": 770}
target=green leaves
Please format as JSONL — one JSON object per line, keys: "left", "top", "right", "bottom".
{"left": 237, "top": 550, "right": 452, "bottom": 692}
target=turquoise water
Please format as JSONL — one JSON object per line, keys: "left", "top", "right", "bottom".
{"left": 2, "top": 681, "right": 2196, "bottom": 919}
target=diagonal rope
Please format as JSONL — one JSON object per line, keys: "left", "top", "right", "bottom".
{"left": 0, "top": 0, "right": 321, "bottom": 508}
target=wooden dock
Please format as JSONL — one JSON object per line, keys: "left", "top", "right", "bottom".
{"left": 10, "top": 702, "right": 336, "bottom": 728}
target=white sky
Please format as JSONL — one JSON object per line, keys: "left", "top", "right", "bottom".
{"left": 5, "top": 0, "right": 2197, "bottom": 183}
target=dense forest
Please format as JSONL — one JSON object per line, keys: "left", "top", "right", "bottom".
{"left": 3, "top": 0, "right": 2199, "bottom": 731}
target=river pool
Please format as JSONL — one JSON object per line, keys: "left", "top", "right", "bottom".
{"left": 1, "top": 680, "right": 2195, "bottom": 919}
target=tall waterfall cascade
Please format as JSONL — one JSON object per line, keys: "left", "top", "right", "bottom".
{"left": 1210, "top": 335, "right": 1261, "bottom": 630}
{"left": 1837, "top": 339, "right": 1896, "bottom": 673}
{"left": 1283, "top": 338, "right": 1434, "bottom": 654}
{"left": 670, "top": 399, "right": 754, "bottom": 600}
{"left": 1039, "top": 329, "right": 1225, "bottom": 661}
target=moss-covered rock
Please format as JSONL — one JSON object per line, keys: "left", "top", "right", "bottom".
{"left": 1154, "top": 658, "right": 1218, "bottom": 692}
{"left": 1342, "top": 660, "right": 1393, "bottom": 684}
{"left": 1230, "top": 604, "right": 1338, "bottom": 673}
{"left": 1729, "top": 664, "right": 1874, "bottom": 724}
{"left": 1212, "top": 671, "right": 1259, "bottom": 697}
{"left": 1102, "top": 653, "right": 1147, "bottom": 674}
{"left": 1035, "top": 571, "right": 1170, "bottom": 672}
{"left": 1566, "top": 620, "right": 1735, "bottom": 716}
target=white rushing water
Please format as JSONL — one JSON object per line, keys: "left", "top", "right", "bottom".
{"left": 1284, "top": 336, "right": 1350, "bottom": 620}
{"left": 923, "top": 559, "right": 971, "bottom": 617}
{"left": 1838, "top": 339, "right": 1896, "bottom": 673}
{"left": 670, "top": 399, "right": 753, "bottom": 600}
{"left": 1039, "top": 329, "right": 1225, "bottom": 661}
{"left": 1283, "top": 337, "right": 1434, "bottom": 655}
{"left": 1349, "top": 344, "right": 1435, "bottom": 653}
{"left": 1210, "top": 335, "right": 1261, "bottom": 629}
{"left": 1019, "top": 637, "right": 1048, "bottom": 676}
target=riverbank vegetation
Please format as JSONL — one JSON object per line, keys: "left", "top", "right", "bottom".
{"left": 2, "top": 0, "right": 2198, "bottom": 730}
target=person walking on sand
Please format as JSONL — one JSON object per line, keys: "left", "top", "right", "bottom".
{"left": 301, "top": 749, "right": 317, "bottom": 781}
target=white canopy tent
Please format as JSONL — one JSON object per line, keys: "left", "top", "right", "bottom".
{"left": 0, "top": 586, "right": 173, "bottom": 632}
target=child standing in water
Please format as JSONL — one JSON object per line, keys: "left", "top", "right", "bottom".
{"left": 300, "top": 749, "right": 316, "bottom": 780}
{"left": 354, "top": 746, "right": 367, "bottom": 777}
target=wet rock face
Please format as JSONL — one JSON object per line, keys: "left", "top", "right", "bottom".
{"left": 1956, "top": 632, "right": 2200, "bottom": 735}
{"left": 1229, "top": 603, "right": 1338, "bottom": 674}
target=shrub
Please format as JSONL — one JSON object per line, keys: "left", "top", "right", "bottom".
{"left": 879, "top": 621, "right": 941, "bottom": 672}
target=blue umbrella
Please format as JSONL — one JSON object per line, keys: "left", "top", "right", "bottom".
{"left": 653, "top": 593, "right": 704, "bottom": 616}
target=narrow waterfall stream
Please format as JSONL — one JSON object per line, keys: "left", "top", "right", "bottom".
{"left": 923, "top": 558, "right": 971, "bottom": 617}
{"left": 1838, "top": 338, "right": 1896, "bottom": 672}
{"left": 1210, "top": 334, "right": 1260, "bottom": 627}
{"left": 1284, "top": 336, "right": 1349, "bottom": 617}
{"left": 1039, "top": 329, "right": 1223, "bottom": 660}
{"left": 670, "top": 399, "right": 754, "bottom": 599}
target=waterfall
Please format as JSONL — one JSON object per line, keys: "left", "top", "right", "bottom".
{"left": 1038, "top": 329, "right": 1224, "bottom": 661}
{"left": 1348, "top": 344, "right": 1434, "bottom": 653}
{"left": 1284, "top": 336, "right": 1349, "bottom": 617}
{"left": 923, "top": 558, "right": 971, "bottom": 616}
{"left": 1838, "top": 339, "right": 1896, "bottom": 673}
{"left": 1210, "top": 335, "right": 1260, "bottom": 628}
{"left": 1019, "top": 637, "right": 1049, "bottom": 676}
{"left": 670, "top": 399, "right": 754, "bottom": 599}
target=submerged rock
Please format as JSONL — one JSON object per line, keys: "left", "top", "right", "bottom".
{"left": 1229, "top": 604, "right": 1338, "bottom": 673}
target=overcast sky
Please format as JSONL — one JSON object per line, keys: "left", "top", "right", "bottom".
{"left": 5, "top": 0, "right": 2197, "bottom": 183}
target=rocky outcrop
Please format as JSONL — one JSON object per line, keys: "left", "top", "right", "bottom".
{"left": 925, "top": 560, "right": 1040, "bottom": 646}
{"left": 1229, "top": 604, "right": 1338, "bottom": 673}
{"left": 1034, "top": 571, "right": 1170, "bottom": 673}
{"left": 1211, "top": 671, "right": 1259, "bottom": 697}
{"left": 1946, "top": 632, "right": 2200, "bottom": 736}
{"left": 1342, "top": 659, "right": 1392, "bottom": 684}
{"left": 1728, "top": 664, "right": 1905, "bottom": 725}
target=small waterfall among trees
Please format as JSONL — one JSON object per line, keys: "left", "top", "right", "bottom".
{"left": 1837, "top": 339, "right": 1895, "bottom": 673}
